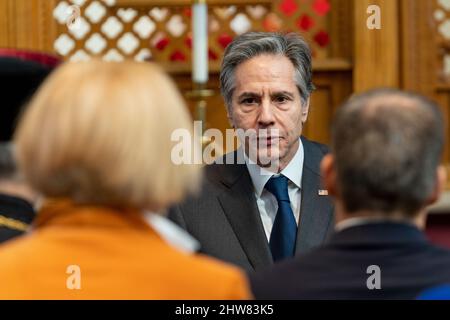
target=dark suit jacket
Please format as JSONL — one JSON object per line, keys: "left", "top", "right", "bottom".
{"left": 0, "top": 193, "right": 34, "bottom": 243}
{"left": 0, "top": 57, "right": 53, "bottom": 141}
{"left": 250, "top": 222, "right": 450, "bottom": 299}
{"left": 169, "top": 136, "right": 334, "bottom": 272}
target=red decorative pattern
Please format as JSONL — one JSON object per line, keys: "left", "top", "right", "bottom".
{"left": 208, "top": 49, "right": 218, "bottom": 61}
{"left": 314, "top": 30, "right": 330, "bottom": 47}
{"left": 170, "top": 50, "right": 186, "bottom": 61}
{"left": 185, "top": 34, "right": 192, "bottom": 49}
{"left": 312, "top": 0, "right": 331, "bottom": 17}
{"left": 183, "top": 8, "right": 192, "bottom": 18}
{"left": 297, "top": 14, "right": 315, "bottom": 31}
{"left": 155, "top": 38, "right": 170, "bottom": 51}
{"left": 279, "top": 0, "right": 298, "bottom": 17}
{"left": 218, "top": 33, "right": 233, "bottom": 49}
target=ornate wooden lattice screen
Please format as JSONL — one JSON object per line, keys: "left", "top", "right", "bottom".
{"left": 48, "top": 0, "right": 351, "bottom": 147}
{"left": 435, "top": 0, "right": 450, "bottom": 84}
{"left": 52, "top": 0, "right": 333, "bottom": 67}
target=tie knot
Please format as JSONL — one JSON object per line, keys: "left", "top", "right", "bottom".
{"left": 265, "top": 175, "right": 290, "bottom": 202}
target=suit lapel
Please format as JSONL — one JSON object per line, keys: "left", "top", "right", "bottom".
{"left": 216, "top": 156, "right": 273, "bottom": 270}
{"left": 295, "top": 137, "right": 334, "bottom": 254}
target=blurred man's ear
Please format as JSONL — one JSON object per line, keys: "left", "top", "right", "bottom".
{"left": 426, "top": 165, "right": 447, "bottom": 205}
{"left": 320, "top": 154, "right": 337, "bottom": 197}
{"left": 301, "top": 98, "right": 310, "bottom": 123}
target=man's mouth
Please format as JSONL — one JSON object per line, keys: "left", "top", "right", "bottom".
{"left": 256, "top": 136, "right": 280, "bottom": 146}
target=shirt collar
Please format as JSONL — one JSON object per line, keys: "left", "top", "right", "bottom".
{"left": 243, "top": 138, "right": 304, "bottom": 197}
{"left": 34, "top": 199, "right": 200, "bottom": 254}
{"left": 143, "top": 212, "right": 200, "bottom": 254}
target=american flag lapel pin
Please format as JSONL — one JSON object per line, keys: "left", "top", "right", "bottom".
{"left": 318, "top": 189, "right": 328, "bottom": 196}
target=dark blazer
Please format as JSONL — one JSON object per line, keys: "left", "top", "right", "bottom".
{"left": 0, "top": 57, "right": 53, "bottom": 141}
{"left": 169, "top": 136, "right": 334, "bottom": 272}
{"left": 0, "top": 193, "right": 34, "bottom": 243}
{"left": 250, "top": 222, "right": 450, "bottom": 299}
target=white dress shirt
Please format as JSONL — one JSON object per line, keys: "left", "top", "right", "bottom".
{"left": 244, "top": 138, "right": 304, "bottom": 241}
{"left": 144, "top": 212, "right": 200, "bottom": 253}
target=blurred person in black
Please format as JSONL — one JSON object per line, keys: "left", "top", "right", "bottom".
{"left": 0, "top": 57, "right": 53, "bottom": 243}
{"left": 250, "top": 88, "right": 450, "bottom": 299}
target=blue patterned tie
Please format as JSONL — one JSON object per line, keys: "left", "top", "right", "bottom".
{"left": 265, "top": 175, "right": 297, "bottom": 262}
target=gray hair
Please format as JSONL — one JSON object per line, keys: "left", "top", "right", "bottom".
{"left": 220, "top": 32, "right": 315, "bottom": 111}
{"left": 332, "top": 88, "right": 444, "bottom": 217}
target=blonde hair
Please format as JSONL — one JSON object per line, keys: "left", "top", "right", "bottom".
{"left": 14, "top": 61, "right": 200, "bottom": 211}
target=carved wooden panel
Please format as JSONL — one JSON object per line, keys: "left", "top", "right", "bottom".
{"left": 47, "top": 0, "right": 352, "bottom": 148}
{"left": 408, "top": 0, "right": 450, "bottom": 186}
{"left": 435, "top": 0, "right": 450, "bottom": 85}
{"left": 0, "top": 0, "right": 58, "bottom": 52}
{"left": 0, "top": 0, "right": 353, "bottom": 147}
{"left": 52, "top": 0, "right": 338, "bottom": 66}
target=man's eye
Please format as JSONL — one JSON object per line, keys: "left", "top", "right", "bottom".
{"left": 241, "top": 98, "right": 257, "bottom": 105}
{"left": 274, "top": 96, "right": 288, "bottom": 103}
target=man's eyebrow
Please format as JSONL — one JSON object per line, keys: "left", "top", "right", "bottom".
{"left": 237, "top": 92, "right": 261, "bottom": 99}
{"left": 271, "top": 91, "right": 295, "bottom": 98}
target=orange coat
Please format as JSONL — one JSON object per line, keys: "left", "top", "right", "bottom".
{"left": 0, "top": 200, "right": 252, "bottom": 300}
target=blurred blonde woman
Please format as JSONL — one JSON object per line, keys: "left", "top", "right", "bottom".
{"left": 0, "top": 61, "right": 251, "bottom": 300}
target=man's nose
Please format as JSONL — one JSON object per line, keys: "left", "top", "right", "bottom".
{"left": 258, "top": 99, "right": 275, "bottom": 127}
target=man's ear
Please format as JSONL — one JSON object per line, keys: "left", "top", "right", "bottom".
{"left": 226, "top": 105, "right": 235, "bottom": 128}
{"left": 320, "top": 154, "right": 337, "bottom": 197}
{"left": 227, "top": 112, "right": 234, "bottom": 128}
{"left": 426, "top": 165, "right": 447, "bottom": 205}
{"left": 301, "top": 98, "right": 310, "bottom": 123}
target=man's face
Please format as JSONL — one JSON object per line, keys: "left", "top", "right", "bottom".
{"left": 228, "top": 54, "right": 309, "bottom": 170}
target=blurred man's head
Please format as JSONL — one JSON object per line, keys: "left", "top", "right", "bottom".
{"left": 321, "top": 89, "right": 446, "bottom": 226}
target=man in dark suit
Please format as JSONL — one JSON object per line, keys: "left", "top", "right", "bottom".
{"left": 169, "top": 32, "right": 334, "bottom": 272}
{"left": 0, "top": 57, "right": 53, "bottom": 243}
{"left": 250, "top": 88, "right": 450, "bottom": 299}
